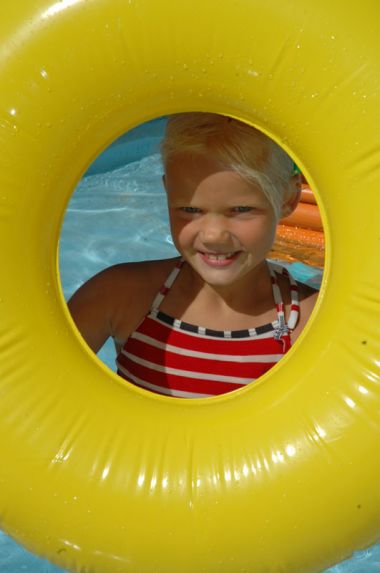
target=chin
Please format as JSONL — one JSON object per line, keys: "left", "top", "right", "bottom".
{"left": 196, "top": 266, "right": 242, "bottom": 285}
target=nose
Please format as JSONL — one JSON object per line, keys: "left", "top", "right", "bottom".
{"left": 199, "top": 213, "right": 231, "bottom": 246}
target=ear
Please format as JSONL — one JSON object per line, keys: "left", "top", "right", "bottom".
{"left": 280, "top": 173, "right": 302, "bottom": 218}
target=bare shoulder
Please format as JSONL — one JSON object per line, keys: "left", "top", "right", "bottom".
{"left": 297, "top": 281, "right": 319, "bottom": 304}
{"left": 293, "top": 281, "right": 319, "bottom": 341}
{"left": 67, "top": 257, "right": 180, "bottom": 352}
{"left": 102, "top": 257, "right": 179, "bottom": 315}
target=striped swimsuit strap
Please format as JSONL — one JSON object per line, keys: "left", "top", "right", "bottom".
{"left": 149, "top": 258, "right": 300, "bottom": 340}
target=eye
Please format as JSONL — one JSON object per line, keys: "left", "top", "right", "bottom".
{"left": 231, "top": 206, "right": 253, "bottom": 213}
{"left": 179, "top": 206, "right": 202, "bottom": 214}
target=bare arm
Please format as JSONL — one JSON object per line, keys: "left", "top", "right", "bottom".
{"left": 67, "top": 258, "right": 176, "bottom": 354}
{"left": 68, "top": 269, "right": 115, "bottom": 353}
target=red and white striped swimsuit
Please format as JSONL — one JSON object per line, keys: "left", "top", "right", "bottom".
{"left": 116, "top": 259, "right": 300, "bottom": 398}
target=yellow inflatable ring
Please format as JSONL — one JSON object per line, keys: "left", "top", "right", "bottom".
{"left": 1, "top": 1, "right": 379, "bottom": 572}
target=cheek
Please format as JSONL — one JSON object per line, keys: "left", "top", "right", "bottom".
{"left": 237, "top": 221, "right": 278, "bottom": 255}
{"left": 238, "top": 218, "right": 277, "bottom": 242}
{"left": 169, "top": 218, "right": 194, "bottom": 246}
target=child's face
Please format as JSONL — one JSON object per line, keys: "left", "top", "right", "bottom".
{"left": 164, "top": 152, "right": 281, "bottom": 288}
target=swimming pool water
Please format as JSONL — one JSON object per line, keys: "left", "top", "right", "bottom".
{"left": 1, "top": 120, "right": 378, "bottom": 572}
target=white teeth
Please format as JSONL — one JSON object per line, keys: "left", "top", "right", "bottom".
{"left": 204, "top": 252, "right": 235, "bottom": 260}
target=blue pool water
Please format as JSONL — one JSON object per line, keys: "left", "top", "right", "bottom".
{"left": 1, "top": 119, "right": 378, "bottom": 572}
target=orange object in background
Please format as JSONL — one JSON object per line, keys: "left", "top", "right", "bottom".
{"left": 281, "top": 202, "right": 323, "bottom": 232}
{"left": 300, "top": 185, "right": 317, "bottom": 204}
{"left": 272, "top": 185, "right": 324, "bottom": 267}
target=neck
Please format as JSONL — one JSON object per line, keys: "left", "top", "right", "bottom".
{"left": 184, "top": 259, "right": 272, "bottom": 312}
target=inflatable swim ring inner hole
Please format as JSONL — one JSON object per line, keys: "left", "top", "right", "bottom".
{"left": 59, "top": 114, "right": 325, "bottom": 399}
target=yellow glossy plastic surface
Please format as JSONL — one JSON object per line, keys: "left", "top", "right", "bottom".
{"left": 0, "top": 1, "right": 380, "bottom": 572}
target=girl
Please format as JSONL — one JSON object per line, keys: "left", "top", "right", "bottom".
{"left": 68, "top": 113, "right": 318, "bottom": 398}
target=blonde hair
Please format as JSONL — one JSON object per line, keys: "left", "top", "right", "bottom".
{"left": 161, "top": 112, "right": 296, "bottom": 219}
